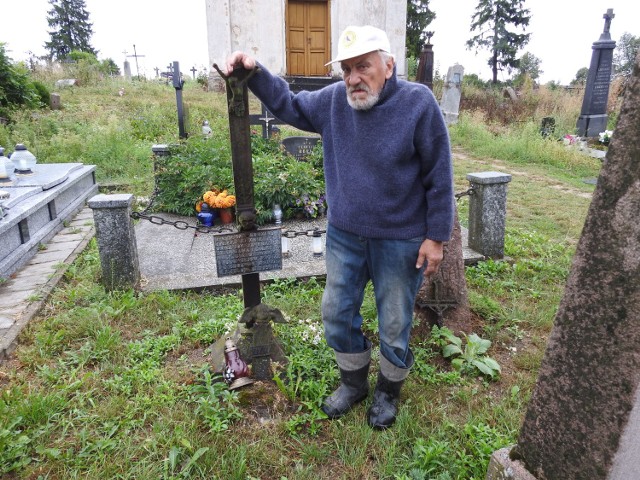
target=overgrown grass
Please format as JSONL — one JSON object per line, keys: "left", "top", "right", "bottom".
{"left": 0, "top": 75, "right": 611, "bottom": 478}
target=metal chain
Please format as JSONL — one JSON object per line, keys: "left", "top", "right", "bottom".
{"left": 455, "top": 186, "right": 475, "bottom": 201}
{"left": 130, "top": 212, "right": 326, "bottom": 237}
{"left": 130, "top": 211, "right": 234, "bottom": 234}
{"left": 281, "top": 228, "right": 326, "bottom": 238}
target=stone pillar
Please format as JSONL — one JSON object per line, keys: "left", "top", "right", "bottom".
{"left": 88, "top": 194, "right": 140, "bottom": 291}
{"left": 151, "top": 144, "right": 171, "bottom": 157}
{"left": 466, "top": 171, "right": 512, "bottom": 259}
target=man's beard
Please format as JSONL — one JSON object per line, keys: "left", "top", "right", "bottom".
{"left": 347, "top": 83, "right": 380, "bottom": 110}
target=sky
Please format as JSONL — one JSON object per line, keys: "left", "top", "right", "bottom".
{"left": 1, "top": 0, "right": 638, "bottom": 85}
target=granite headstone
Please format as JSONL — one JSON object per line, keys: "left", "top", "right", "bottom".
{"left": 576, "top": 9, "right": 617, "bottom": 137}
{"left": 440, "top": 64, "right": 464, "bottom": 125}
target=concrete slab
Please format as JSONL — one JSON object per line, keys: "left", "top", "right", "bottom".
{"left": 136, "top": 214, "right": 327, "bottom": 291}
{"left": 26, "top": 249, "right": 75, "bottom": 265}
{"left": 0, "top": 288, "right": 34, "bottom": 309}
{"left": 0, "top": 316, "right": 14, "bottom": 329}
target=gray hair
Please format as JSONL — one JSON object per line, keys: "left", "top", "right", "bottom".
{"left": 378, "top": 51, "right": 395, "bottom": 65}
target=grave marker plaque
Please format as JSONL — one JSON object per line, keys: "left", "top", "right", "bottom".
{"left": 214, "top": 228, "right": 282, "bottom": 277}
{"left": 282, "top": 136, "right": 320, "bottom": 161}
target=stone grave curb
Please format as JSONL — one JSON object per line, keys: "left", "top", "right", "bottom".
{"left": 0, "top": 211, "right": 95, "bottom": 360}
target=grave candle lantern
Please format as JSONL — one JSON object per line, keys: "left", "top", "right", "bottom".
{"left": 281, "top": 232, "right": 290, "bottom": 258}
{"left": 223, "top": 338, "right": 254, "bottom": 390}
{"left": 196, "top": 203, "right": 215, "bottom": 227}
{"left": 0, "top": 147, "right": 15, "bottom": 183}
{"left": 273, "top": 204, "right": 283, "bottom": 225}
{"left": 11, "top": 144, "right": 37, "bottom": 174}
{"left": 312, "top": 229, "right": 323, "bottom": 257}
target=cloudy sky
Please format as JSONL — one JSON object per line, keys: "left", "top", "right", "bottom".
{"left": 2, "top": 0, "right": 638, "bottom": 84}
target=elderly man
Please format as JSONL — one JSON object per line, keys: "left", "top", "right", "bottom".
{"left": 225, "top": 25, "right": 454, "bottom": 429}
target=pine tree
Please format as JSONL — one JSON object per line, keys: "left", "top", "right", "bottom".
{"left": 44, "top": 0, "right": 97, "bottom": 61}
{"left": 406, "top": 0, "right": 436, "bottom": 58}
{"left": 466, "top": 0, "right": 531, "bottom": 84}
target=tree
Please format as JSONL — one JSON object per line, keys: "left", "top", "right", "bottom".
{"left": 466, "top": 0, "right": 531, "bottom": 84}
{"left": 100, "top": 59, "right": 121, "bottom": 77}
{"left": 0, "top": 44, "right": 40, "bottom": 118}
{"left": 570, "top": 67, "right": 589, "bottom": 87}
{"left": 513, "top": 51, "right": 542, "bottom": 86}
{"left": 406, "top": 0, "right": 436, "bottom": 58}
{"left": 44, "top": 0, "right": 96, "bottom": 61}
{"left": 613, "top": 32, "right": 640, "bottom": 79}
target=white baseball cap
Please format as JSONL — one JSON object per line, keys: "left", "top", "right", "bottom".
{"left": 325, "top": 25, "right": 392, "bottom": 65}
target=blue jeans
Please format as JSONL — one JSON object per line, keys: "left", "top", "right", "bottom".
{"left": 321, "top": 224, "right": 425, "bottom": 368}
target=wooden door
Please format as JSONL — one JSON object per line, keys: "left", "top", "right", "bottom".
{"left": 287, "top": 1, "right": 330, "bottom": 76}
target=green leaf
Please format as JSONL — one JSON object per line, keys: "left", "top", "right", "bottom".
{"left": 442, "top": 331, "right": 462, "bottom": 347}
{"left": 443, "top": 344, "right": 462, "bottom": 358}
{"left": 451, "top": 358, "right": 464, "bottom": 370}
{"left": 482, "top": 357, "right": 502, "bottom": 373}
{"left": 473, "top": 359, "right": 495, "bottom": 376}
{"left": 468, "top": 334, "right": 491, "bottom": 354}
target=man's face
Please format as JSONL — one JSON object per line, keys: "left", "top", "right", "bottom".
{"left": 341, "top": 51, "right": 394, "bottom": 110}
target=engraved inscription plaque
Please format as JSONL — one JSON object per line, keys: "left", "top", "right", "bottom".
{"left": 214, "top": 227, "right": 282, "bottom": 277}
{"left": 282, "top": 136, "right": 320, "bottom": 161}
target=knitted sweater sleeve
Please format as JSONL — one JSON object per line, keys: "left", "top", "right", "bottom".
{"left": 415, "top": 99, "right": 455, "bottom": 242}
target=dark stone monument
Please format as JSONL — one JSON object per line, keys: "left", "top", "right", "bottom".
{"left": 576, "top": 9, "right": 617, "bottom": 138}
{"left": 281, "top": 136, "right": 321, "bottom": 161}
{"left": 539, "top": 116, "right": 555, "bottom": 138}
{"left": 416, "top": 32, "right": 434, "bottom": 90}
{"left": 487, "top": 49, "right": 640, "bottom": 479}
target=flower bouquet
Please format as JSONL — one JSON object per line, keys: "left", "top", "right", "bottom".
{"left": 196, "top": 189, "right": 237, "bottom": 224}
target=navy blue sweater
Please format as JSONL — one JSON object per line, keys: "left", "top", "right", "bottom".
{"left": 248, "top": 64, "right": 454, "bottom": 242}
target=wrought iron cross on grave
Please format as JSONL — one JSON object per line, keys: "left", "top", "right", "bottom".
{"left": 212, "top": 63, "right": 287, "bottom": 380}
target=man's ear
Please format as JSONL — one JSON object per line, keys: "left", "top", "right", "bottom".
{"left": 385, "top": 58, "right": 394, "bottom": 80}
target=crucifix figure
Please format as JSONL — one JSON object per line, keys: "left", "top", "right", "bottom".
{"left": 603, "top": 8, "right": 614, "bottom": 35}
{"left": 249, "top": 103, "right": 284, "bottom": 139}
{"left": 190, "top": 66, "right": 197, "bottom": 79}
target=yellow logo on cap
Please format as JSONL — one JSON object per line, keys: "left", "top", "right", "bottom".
{"left": 341, "top": 30, "right": 357, "bottom": 48}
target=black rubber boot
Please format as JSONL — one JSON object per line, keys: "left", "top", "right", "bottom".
{"left": 321, "top": 342, "right": 371, "bottom": 419}
{"left": 367, "top": 373, "right": 404, "bottom": 429}
{"left": 367, "top": 350, "right": 413, "bottom": 430}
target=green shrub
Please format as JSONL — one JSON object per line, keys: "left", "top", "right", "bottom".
{"left": 30, "top": 80, "right": 51, "bottom": 108}
{"left": 153, "top": 134, "right": 325, "bottom": 224}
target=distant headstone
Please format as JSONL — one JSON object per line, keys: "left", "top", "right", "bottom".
{"left": 576, "top": 9, "right": 617, "bottom": 137}
{"left": 488, "top": 49, "right": 640, "bottom": 479}
{"left": 503, "top": 86, "right": 518, "bottom": 102}
{"left": 281, "top": 136, "right": 320, "bottom": 161}
{"left": 539, "top": 116, "right": 555, "bottom": 138}
{"left": 123, "top": 59, "right": 132, "bottom": 81}
{"left": 49, "top": 93, "right": 61, "bottom": 110}
{"left": 54, "top": 79, "right": 78, "bottom": 89}
{"left": 440, "top": 64, "right": 464, "bottom": 125}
